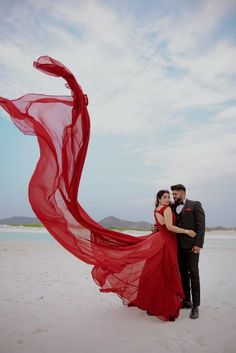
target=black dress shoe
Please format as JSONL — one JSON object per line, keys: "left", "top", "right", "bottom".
{"left": 181, "top": 300, "right": 193, "bottom": 309}
{"left": 168, "top": 316, "right": 176, "bottom": 322}
{"left": 190, "top": 306, "right": 199, "bottom": 319}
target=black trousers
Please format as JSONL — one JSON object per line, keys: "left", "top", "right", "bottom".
{"left": 178, "top": 244, "right": 201, "bottom": 307}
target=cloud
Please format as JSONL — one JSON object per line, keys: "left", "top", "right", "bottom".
{"left": 127, "top": 113, "right": 236, "bottom": 184}
{"left": 0, "top": 0, "right": 235, "bottom": 135}
{"left": 0, "top": 0, "right": 236, "bottom": 225}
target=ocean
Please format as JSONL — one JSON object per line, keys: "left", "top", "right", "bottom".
{"left": 0, "top": 227, "right": 236, "bottom": 249}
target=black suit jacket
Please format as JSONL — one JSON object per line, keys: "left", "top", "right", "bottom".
{"left": 172, "top": 199, "right": 205, "bottom": 250}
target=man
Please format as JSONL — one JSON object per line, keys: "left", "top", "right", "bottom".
{"left": 170, "top": 184, "right": 205, "bottom": 319}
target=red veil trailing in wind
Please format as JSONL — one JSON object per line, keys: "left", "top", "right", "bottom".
{"left": 0, "top": 57, "right": 183, "bottom": 321}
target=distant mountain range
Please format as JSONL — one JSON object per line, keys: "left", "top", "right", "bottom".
{"left": 0, "top": 216, "right": 153, "bottom": 230}
{"left": 0, "top": 216, "right": 235, "bottom": 231}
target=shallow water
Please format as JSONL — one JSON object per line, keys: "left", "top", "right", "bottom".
{"left": 0, "top": 229, "right": 54, "bottom": 242}
{"left": 0, "top": 227, "right": 235, "bottom": 249}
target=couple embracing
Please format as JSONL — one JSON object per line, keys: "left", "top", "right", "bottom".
{"left": 153, "top": 184, "right": 205, "bottom": 320}
{"left": 129, "top": 183, "right": 205, "bottom": 321}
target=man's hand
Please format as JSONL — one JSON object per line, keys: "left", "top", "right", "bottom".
{"left": 152, "top": 224, "right": 158, "bottom": 232}
{"left": 191, "top": 246, "right": 201, "bottom": 254}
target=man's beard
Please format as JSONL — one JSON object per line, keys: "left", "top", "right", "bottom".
{"left": 174, "top": 199, "right": 183, "bottom": 205}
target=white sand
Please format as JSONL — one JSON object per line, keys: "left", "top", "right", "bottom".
{"left": 0, "top": 231, "right": 236, "bottom": 353}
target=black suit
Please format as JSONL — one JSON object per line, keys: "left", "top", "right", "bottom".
{"left": 172, "top": 199, "right": 205, "bottom": 307}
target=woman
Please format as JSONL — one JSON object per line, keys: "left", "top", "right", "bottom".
{"left": 128, "top": 190, "right": 196, "bottom": 321}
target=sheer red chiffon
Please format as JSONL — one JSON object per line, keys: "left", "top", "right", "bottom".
{"left": 0, "top": 56, "right": 184, "bottom": 320}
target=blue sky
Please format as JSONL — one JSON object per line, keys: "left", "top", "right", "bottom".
{"left": 0, "top": 0, "right": 236, "bottom": 226}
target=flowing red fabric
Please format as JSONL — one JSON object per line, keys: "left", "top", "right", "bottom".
{"left": 0, "top": 56, "right": 184, "bottom": 321}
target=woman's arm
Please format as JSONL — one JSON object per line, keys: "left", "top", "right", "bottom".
{"left": 163, "top": 207, "right": 196, "bottom": 237}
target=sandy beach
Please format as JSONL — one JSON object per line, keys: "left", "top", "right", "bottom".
{"left": 1, "top": 229, "right": 236, "bottom": 353}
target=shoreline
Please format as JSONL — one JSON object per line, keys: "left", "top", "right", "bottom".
{"left": 0, "top": 225, "right": 48, "bottom": 233}
{"left": 0, "top": 224, "right": 236, "bottom": 235}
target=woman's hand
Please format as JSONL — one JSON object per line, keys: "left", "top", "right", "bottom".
{"left": 184, "top": 229, "right": 196, "bottom": 238}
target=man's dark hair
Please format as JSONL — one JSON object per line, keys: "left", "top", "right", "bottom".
{"left": 170, "top": 184, "right": 186, "bottom": 192}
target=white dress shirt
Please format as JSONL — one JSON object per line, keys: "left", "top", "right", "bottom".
{"left": 176, "top": 198, "right": 186, "bottom": 215}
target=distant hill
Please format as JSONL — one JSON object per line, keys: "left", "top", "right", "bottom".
{"left": 0, "top": 216, "right": 42, "bottom": 226}
{"left": 99, "top": 216, "right": 152, "bottom": 230}
{"left": 206, "top": 226, "right": 236, "bottom": 231}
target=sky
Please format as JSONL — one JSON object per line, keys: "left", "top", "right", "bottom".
{"left": 0, "top": 0, "right": 236, "bottom": 227}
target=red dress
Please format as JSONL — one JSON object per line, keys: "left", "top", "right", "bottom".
{"left": 0, "top": 56, "right": 184, "bottom": 322}
{"left": 128, "top": 205, "right": 184, "bottom": 321}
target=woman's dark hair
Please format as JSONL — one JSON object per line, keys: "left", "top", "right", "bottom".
{"left": 155, "top": 190, "right": 170, "bottom": 207}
